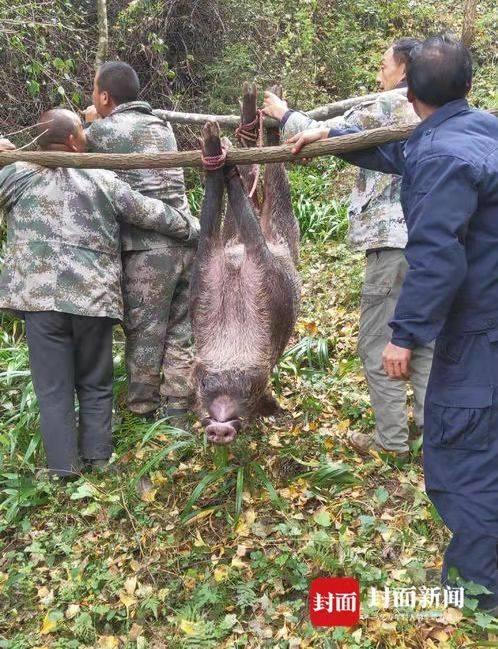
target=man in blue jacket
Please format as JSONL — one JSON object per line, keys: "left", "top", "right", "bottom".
{"left": 289, "top": 34, "right": 498, "bottom": 609}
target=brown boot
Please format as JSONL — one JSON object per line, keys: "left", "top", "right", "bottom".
{"left": 348, "top": 431, "right": 409, "bottom": 460}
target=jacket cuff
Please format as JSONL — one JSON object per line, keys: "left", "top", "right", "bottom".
{"left": 390, "top": 334, "right": 416, "bottom": 350}
{"left": 280, "top": 109, "right": 295, "bottom": 127}
{"left": 328, "top": 127, "right": 346, "bottom": 138}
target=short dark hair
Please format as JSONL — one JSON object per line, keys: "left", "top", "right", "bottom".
{"left": 391, "top": 37, "right": 422, "bottom": 66}
{"left": 96, "top": 61, "right": 140, "bottom": 104}
{"left": 406, "top": 34, "right": 472, "bottom": 106}
{"left": 37, "top": 108, "right": 79, "bottom": 148}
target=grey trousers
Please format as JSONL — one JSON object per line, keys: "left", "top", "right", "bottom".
{"left": 357, "top": 249, "right": 434, "bottom": 453}
{"left": 24, "top": 311, "right": 114, "bottom": 476}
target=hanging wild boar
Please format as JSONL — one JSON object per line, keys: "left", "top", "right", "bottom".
{"left": 190, "top": 84, "right": 301, "bottom": 443}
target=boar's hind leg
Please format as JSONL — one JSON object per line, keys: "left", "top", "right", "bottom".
{"left": 260, "top": 86, "right": 300, "bottom": 264}
{"left": 198, "top": 121, "right": 225, "bottom": 254}
{"left": 190, "top": 122, "right": 226, "bottom": 316}
{"left": 223, "top": 81, "right": 260, "bottom": 243}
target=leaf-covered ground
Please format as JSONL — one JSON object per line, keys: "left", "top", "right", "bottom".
{"left": 2, "top": 208, "right": 498, "bottom": 647}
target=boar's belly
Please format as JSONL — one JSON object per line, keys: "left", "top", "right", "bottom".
{"left": 194, "top": 246, "right": 275, "bottom": 370}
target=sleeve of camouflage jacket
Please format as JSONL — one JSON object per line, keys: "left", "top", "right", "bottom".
{"left": 111, "top": 175, "right": 195, "bottom": 241}
{"left": 280, "top": 100, "right": 406, "bottom": 175}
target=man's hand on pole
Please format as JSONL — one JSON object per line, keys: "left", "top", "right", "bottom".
{"left": 262, "top": 91, "right": 289, "bottom": 121}
{"left": 286, "top": 127, "right": 330, "bottom": 154}
{"left": 0, "top": 138, "right": 16, "bottom": 151}
{"left": 83, "top": 105, "right": 100, "bottom": 123}
{"left": 382, "top": 342, "right": 412, "bottom": 379}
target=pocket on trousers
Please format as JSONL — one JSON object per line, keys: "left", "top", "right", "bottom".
{"left": 426, "top": 385, "right": 493, "bottom": 451}
{"left": 360, "top": 282, "right": 392, "bottom": 307}
{"left": 359, "top": 283, "right": 393, "bottom": 339}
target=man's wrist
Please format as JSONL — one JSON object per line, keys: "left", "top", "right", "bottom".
{"left": 280, "top": 109, "right": 294, "bottom": 127}
{"left": 390, "top": 334, "right": 416, "bottom": 350}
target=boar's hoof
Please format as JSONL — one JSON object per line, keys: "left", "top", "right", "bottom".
{"left": 202, "top": 120, "right": 221, "bottom": 145}
{"left": 205, "top": 419, "right": 242, "bottom": 444}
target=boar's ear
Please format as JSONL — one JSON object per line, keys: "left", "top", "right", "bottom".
{"left": 257, "top": 393, "right": 283, "bottom": 417}
{"left": 192, "top": 361, "right": 206, "bottom": 381}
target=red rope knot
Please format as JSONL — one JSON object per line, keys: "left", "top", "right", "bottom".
{"left": 200, "top": 143, "right": 228, "bottom": 171}
{"left": 235, "top": 109, "right": 265, "bottom": 197}
{"left": 235, "top": 109, "right": 262, "bottom": 147}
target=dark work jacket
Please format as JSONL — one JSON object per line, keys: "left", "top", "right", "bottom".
{"left": 328, "top": 99, "right": 498, "bottom": 349}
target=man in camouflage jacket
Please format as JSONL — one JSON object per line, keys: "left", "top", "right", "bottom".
{"left": 264, "top": 38, "right": 434, "bottom": 457}
{"left": 0, "top": 109, "right": 196, "bottom": 477}
{"left": 85, "top": 62, "right": 199, "bottom": 421}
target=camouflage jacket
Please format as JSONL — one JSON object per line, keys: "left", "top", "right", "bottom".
{"left": 281, "top": 88, "right": 418, "bottom": 251}
{"left": 0, "top": 163, "right": 194, "bottom": 320}
{"left": 86, "top": 101, "right": 199, "bottom": 251}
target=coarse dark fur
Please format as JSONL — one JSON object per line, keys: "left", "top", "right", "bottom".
{"left": 190, "top": 83, "right": 301, "bottom": 444}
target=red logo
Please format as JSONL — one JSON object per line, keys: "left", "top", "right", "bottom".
{"left": 309, "top": 577, "right": 360, "bottom": 627}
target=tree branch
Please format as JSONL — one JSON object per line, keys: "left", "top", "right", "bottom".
{"left": 154, "top": 89, "right": 401, "bottom": 128}
{"left": 95, "top": 0, "right": 109, "bottom": 69}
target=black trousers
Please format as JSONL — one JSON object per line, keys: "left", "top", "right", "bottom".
{"left": 24, "top": 311, "right": 114, "bottom": 476}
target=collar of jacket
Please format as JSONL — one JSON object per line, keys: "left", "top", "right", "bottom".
{"left": 110, "top": 101, "right": 153, "bottom": 116}
{"left": 411, "top": 98, "right": 470, "bottom": 136}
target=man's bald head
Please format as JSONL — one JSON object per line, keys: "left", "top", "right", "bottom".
{"left": 37, "top": 109, "right": 86, "bottom": 151}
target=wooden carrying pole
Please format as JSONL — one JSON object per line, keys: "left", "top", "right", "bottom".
{"left": 0, "top": 109, "right": 496, "bottom": 170}
{"left": 0, "top": 122, "right": 418, "bottom": 169}
{"left": 154, "top": 89, "right": 393, "bottom": 128}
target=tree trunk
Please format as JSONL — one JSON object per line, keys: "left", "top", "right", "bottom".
{"left": 95, "top": 0, "right": 109, "bottom": 69}
{"left": 461, "top": 0, "right": 478, "bottom": 48}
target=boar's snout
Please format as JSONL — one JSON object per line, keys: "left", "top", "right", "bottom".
{"left": 205, "top": 419, "right": 242, "bottom": 444}
{"left": 203, "top": 395, "right": 242, "bottom": 444}
{"left": 208, "top": 395, "right": 240, "bottom": 422}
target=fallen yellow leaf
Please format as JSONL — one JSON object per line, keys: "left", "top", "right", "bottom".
{"left": 231, "top": 556, "right": 246, "bottom": 569}
{"left": 180, "top": 619, "right": 199, "bottom": 635}
{"left": 65, "top": 604, "right": 80, "bottom": 620}
{"left": 441, "top": 606, "right": 463, "bottom": 625}
{"left": 140, "top": 487, "right": 157, "bottom": 502}
{"left": 119, "top": 592, "right": 137, "bottom": 608}
{"left": 193, "top": 530, "right": 207, "bottom": 547}
{"left": 124, "top": 576, "right": 137, "bottom": 596}
{"left": 40, "top": 613, "right": 58, "bottom": 635}
{"left": 98, "top": 636, "right": 120, "bottom": 649}
{"left": 214, "top": 565, "right": 230, "bottom": 582}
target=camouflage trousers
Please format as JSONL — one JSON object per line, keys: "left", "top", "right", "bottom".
{"left": 122, "top": 246, "right": 196, "bottom": 415}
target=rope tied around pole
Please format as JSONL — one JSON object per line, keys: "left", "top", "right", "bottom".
{"left": 200, "top": 142, "right": 228, "bottom": 171}
{"left": 235, "top": 109, "right": 264, "bottom": 197}
{"left": 235, "top": 109, "right": 263, "bottom": 146}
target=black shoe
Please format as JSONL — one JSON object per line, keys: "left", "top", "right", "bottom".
{"left": 35, "top": 467, "right": 81, "bottom": 482}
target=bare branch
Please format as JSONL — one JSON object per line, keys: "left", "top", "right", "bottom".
{"left": 462, "top": 0, "right": 478, "bottom": 48}
{"left": 95, "top": 0, "right": 109, "bottom": 69}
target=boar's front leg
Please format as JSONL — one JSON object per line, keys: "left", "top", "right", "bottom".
{"left": 224, "top": 168, "right": 270, "bottom": 261}
{"left": 260, "top": 85, "right": 300, "bottom": 264}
